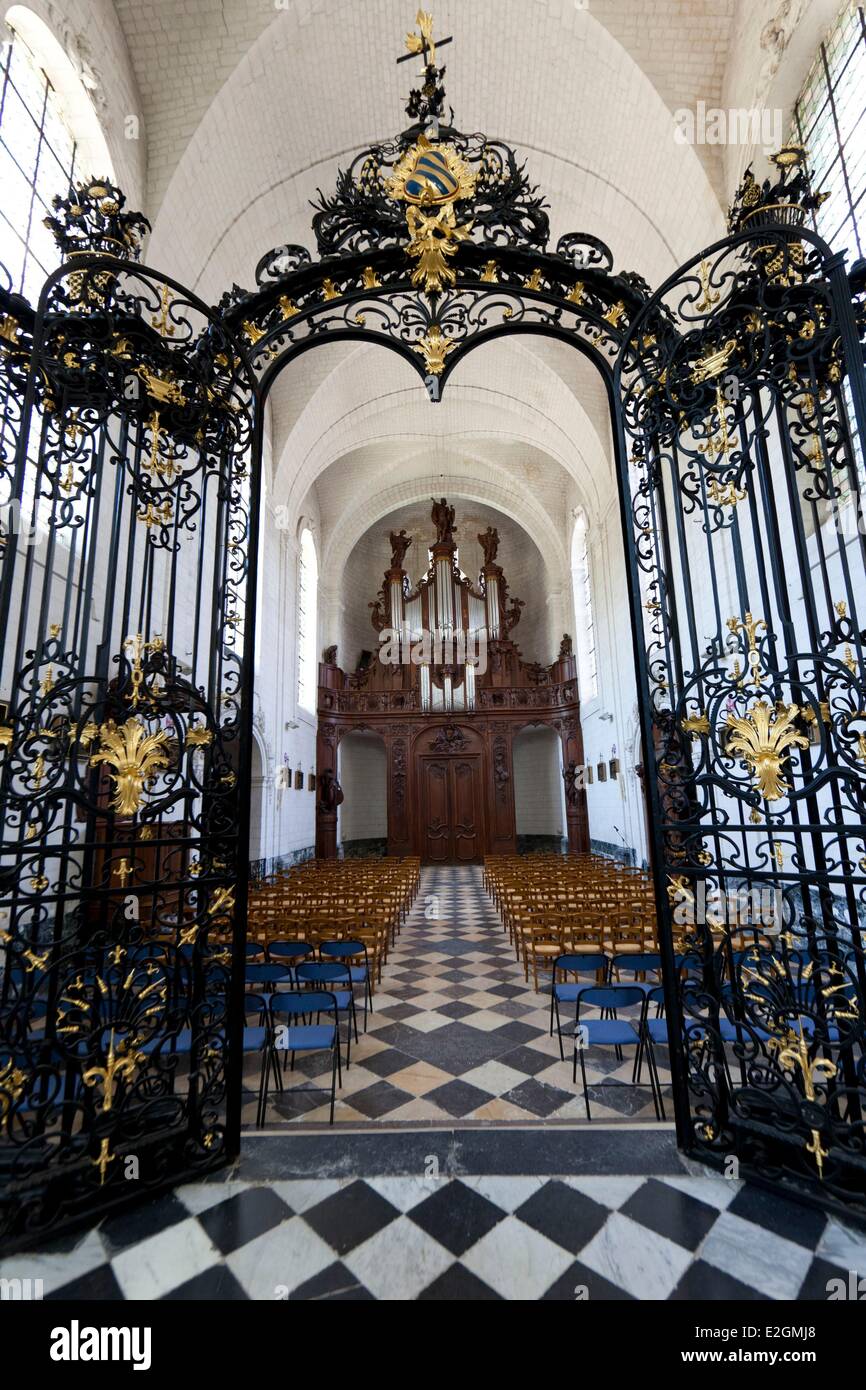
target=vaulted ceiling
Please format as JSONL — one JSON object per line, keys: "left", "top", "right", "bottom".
{"left": 113, "top": 0, "right": 739, "bottom": 219}
{"left": 90, "top": 0, "right": 833, "bottom": 613}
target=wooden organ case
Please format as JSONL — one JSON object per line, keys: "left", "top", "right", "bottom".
{"left": 316, "top": 500, "right": 589, "bottom": 862}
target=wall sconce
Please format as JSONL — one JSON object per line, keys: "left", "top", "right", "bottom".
{"left": 308, "top": 768, "right": 316, "bottom": 790}
{"left": 609, "top": 743, "right": 619, "bottom": 779}
{"left": 294, "top": 765, "right": 304, "bottom": 790}
{"left": 585, "top": 763, "right": 594, "bottom": 784}
{"left": 597, "top": 760, "right": 607, "bottom": 783}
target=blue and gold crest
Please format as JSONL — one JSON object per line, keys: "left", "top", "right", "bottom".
{"left": 405, "top": 147, "right": 459, "bottom": 204}
{"left": 386, "top": 136, "right": 476, "bottom": 207}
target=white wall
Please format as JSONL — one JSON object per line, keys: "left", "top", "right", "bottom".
{"left": 513, "top": 727, "right": 565, "bottom": 838}
{"left": 571, "top": 498, "right": 649, "bottom": 866}
{"left": 338, "top": 732, "right": 387, "bottom": 844}
{"left": 247, "top": 422, "right": 319, "bottom": 867}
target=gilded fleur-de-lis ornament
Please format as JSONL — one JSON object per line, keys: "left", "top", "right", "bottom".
{"left": 767, "top": 1026, "right": 836, "bottom": 1179}
{"left": 82, "top": 1031, "right": 144, "bottom": 1115}
{"left": 89, "top": 717, "right": 171, "bottom": 815}
{"left": 724, "top": 700, "right": 809, "bottom": 801}
{"left": 82, "top": 1030, "right": 146, "bottom": 1185}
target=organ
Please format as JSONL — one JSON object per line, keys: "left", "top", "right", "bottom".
{"left": 316, "top": 499, "right": 589, "bottom": 862}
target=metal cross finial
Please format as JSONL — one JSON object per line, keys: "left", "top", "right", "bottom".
{"left": 398, "top": 10, "right": 452, "bottom": 70}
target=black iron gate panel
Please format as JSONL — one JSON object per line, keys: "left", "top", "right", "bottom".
{"left": 615, "top": 188, "right": 866, "bottom": 1219}
{"left": 0, "top": 183, "right": 257, "bottom": 1250}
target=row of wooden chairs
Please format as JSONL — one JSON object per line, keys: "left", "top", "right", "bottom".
{"left": 484, "top": 852, "right": 659, "bottom": 991}
{"left": 245, "top": 857, "right": 420, "bottom": 993}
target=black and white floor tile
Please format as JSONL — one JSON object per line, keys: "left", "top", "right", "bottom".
{"left": 11, "top": 867, "right": 860, "bottom": 1301}
{"left": 9, "top": 1162, "right": 866, "bottom": 1301}
{"left": 244, "top": 865, "right": 672, "bottom": 1127}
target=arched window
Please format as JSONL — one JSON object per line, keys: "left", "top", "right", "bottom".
{"left": 0, "top": 8, "right": 113, "bottom": 301}
{"left": 793, "top": 2, "right": 866, "bottom": 264}
{"left": 571, "top": 510, "right": 598, "bottom": 701}
{"left": 297, "top": 527, "right": 318, "bottom": 713}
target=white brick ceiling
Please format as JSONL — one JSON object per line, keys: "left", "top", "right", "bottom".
{"left": 142, "top": 0, "right": 726, "bottom": 295}
{"left": 113, "top": 0, "right": 738, "bottom": 221}
{"left": 94, "top": 0, "right": 750, "bottom": 593}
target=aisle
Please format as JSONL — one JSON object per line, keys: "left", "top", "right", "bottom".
{"left": 243, "top": 865, "right": 672, "bottom": 1126}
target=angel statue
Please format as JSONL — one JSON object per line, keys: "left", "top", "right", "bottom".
{"left": 477, "top": 526, "right": 499, "bottom": 566}
{"left": 389, "top": 529, "right": 412, "bottom": 569}
{"left": 431, "top": 497, "right": 455, "bottom": 543}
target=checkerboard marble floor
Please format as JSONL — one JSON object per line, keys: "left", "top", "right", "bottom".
{"left": 14, "top": 1163, "right": 866, "bottom": 1301}
{"left": 245, "top": 865, "right": 673, "bottom": 1126}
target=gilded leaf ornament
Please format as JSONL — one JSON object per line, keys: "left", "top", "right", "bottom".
{"left": 89, "top": 718, "right": 171, "bottom": 815}
{"left": 724, "top": 700, "right": 808, "bottom": 801}
{"left": 413, "top": 323, "right": 456, "bottom": 375}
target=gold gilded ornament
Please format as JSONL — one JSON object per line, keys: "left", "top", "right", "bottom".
{"left": 413, "top": 323, "right": 456, "bottom": 375}
{"left": 724, "top": 700, "right": 808, "bottom": 801}
{"left": 404, "top": 202, "right": 473, "bottom": 292}
{"left": 89, "top": 718, "right": 171, "bottom": 815}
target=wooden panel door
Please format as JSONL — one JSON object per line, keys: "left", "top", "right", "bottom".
{"left": 421, "top": 759, "right": 452, "bottom": 862}
{"left": 452, "top": 758, "right": 482, "bottom": 862}
{"left": 420, "top": 756, "right": 484, "bottom": 863}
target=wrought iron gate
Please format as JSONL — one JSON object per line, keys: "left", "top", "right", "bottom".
{"left": 2, "top": 126, "right": 866, "bottom": 1251}
{"left": 615, "top": 160, "right": 866, "bottom": 1219}
{"left": 0, "top": 183, "right": 257, "bottom": 1249}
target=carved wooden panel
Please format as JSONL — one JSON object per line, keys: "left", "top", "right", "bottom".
{"left": 419, "top": 755, "right": 484, "bottom": 863}
{"left": 421, "top": 759, "right": 451, "bottom": 862}
{"left": 452, "top": 757, "right": 483, "bottom": 862}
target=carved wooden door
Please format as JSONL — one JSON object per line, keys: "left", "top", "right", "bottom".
{"left": 420, "top": 756, "right": 484, "bottom": 862}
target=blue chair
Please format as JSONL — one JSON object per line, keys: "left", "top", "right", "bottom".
{"left": 318, "top": 939, "right": 372, "bottom": 1030}
{"left": 573, "top": 984, "right": 664, "bottom": 1120}
{"left": 296, "top": 961, "right": 357, "bottom": 1066}
{"left": 243, "top": 992, "right": 274, "bottom": 1128}
{"left": 267, "top": 990, "right": 341, "bottom": 1124}
{"left": 244, "top": 962, "right": 293, "bottom": 994}
{"left": 608, "top": 952, "right": 663, "bottom": 986}
{"left": 549, "top": 952, "right": 607, "bottom": 1060}
{"left": 267, "top": 940, "right": 314, "bottom": 979}
{"left": 634, "top": 983, "right": 669, "bottom": 1119}
{"left": 139, "top": 1029, "right": 194, "bottom": 1058}
{"left": 245, "top": 942, "right": 266, "bottom": 962}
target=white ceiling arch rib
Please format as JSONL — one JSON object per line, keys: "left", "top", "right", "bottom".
{"left": 268, "top": 336, "right": 616, "bottom": 534}
{"left": 319, "top": 454, "right": 572, "bottom": 582}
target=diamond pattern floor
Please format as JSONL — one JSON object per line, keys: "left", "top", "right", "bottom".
{"left": 16, "top": 1167, "right": 866, "bottom": 1301}
{"left": 244, "top": 865, "right": 673, "bottom": 1127}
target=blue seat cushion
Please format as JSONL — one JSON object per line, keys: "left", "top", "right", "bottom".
{"left": 689, "top": 1018, "right": 773, "bottom": 1044}
{"left": 278, "top": 1024, "right": 336, "bottom": 1052}
{"left": 582, "top": 1020, "right": 640, "bottom": 1046}
{"left": 553, "top": 983, "right": 583, "bottom": 1003}
{"left": 243, "top": 1026, "right": 269, "bottom": 1050}
{"left": 645, "top": 1019, "right": 670, "bottom": 1044}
